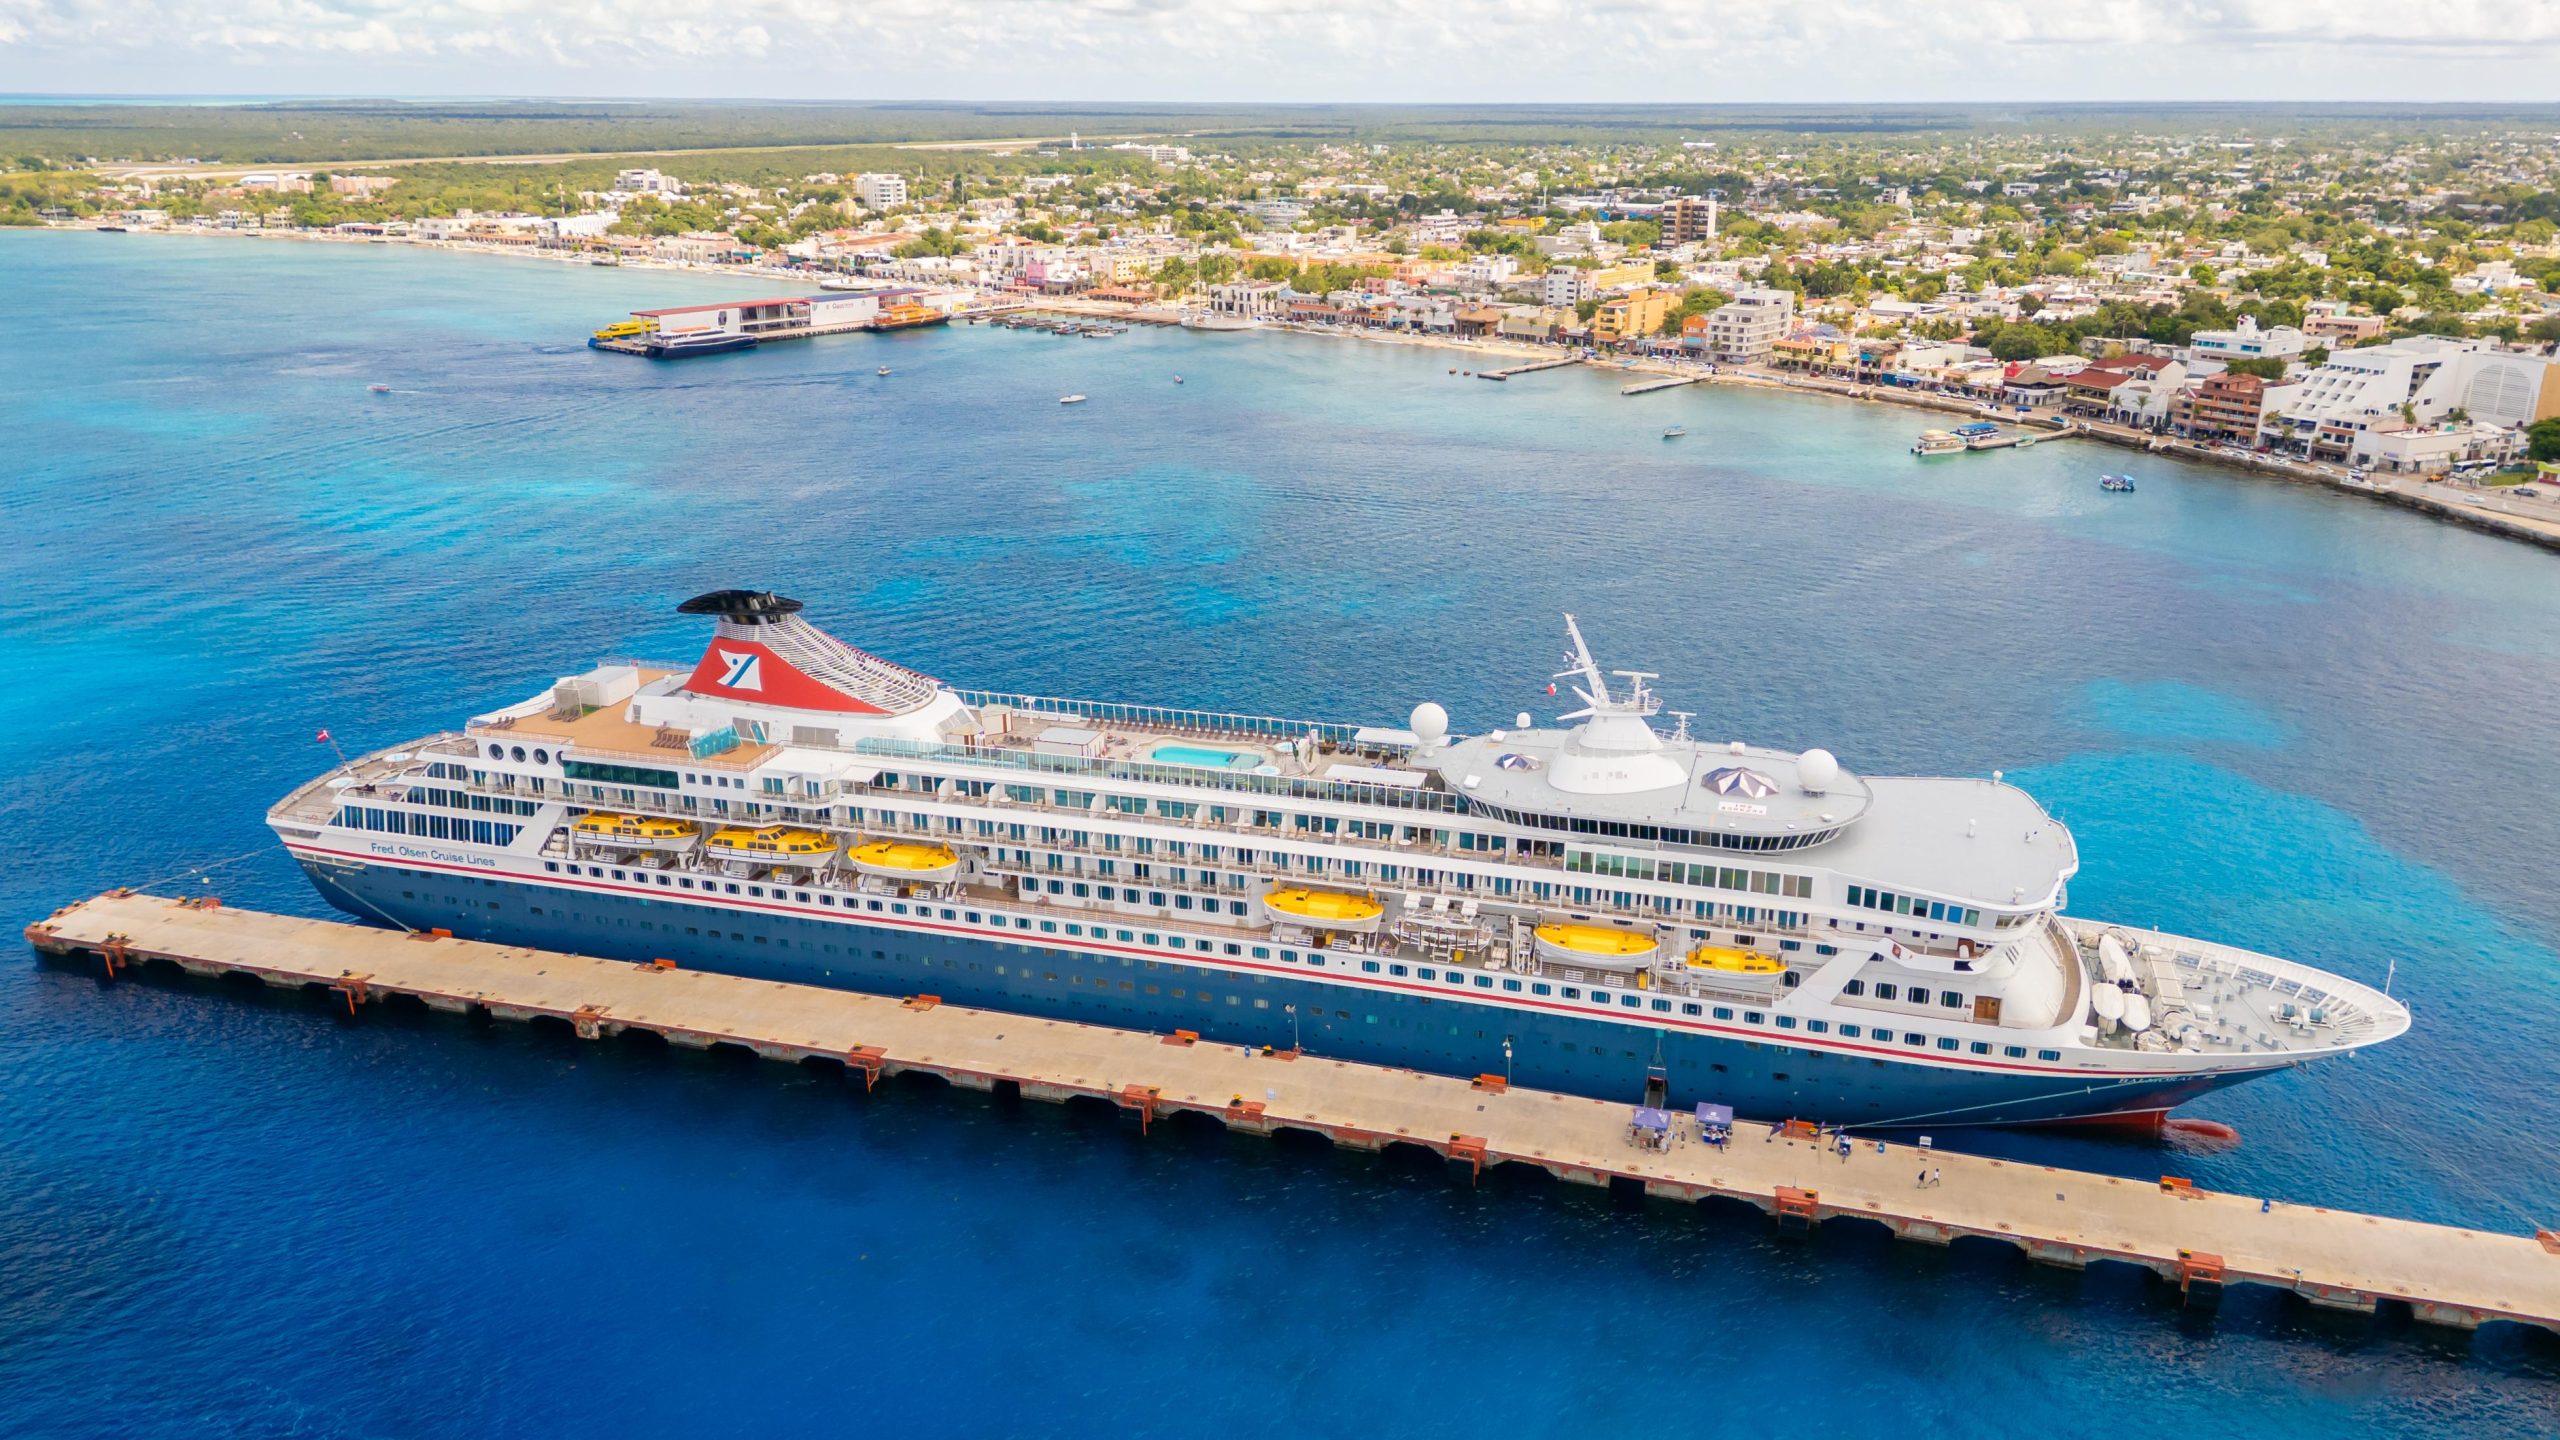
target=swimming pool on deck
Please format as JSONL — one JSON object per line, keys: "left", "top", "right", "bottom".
{"left": 1148, "top": 743, "right": 1264, "bottom": 771}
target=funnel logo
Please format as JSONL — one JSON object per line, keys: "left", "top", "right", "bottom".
{"left": 715, "top": 649, "right": 763, "bottom": 692}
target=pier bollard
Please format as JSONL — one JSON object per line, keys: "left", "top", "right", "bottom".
{"left": 571, "top": 1004, "right": 609, "bottom": 1040}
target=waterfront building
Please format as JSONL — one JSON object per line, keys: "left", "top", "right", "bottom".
{"left": 2259, "top": 337, "right": 2560, "bottom": 460}
{"left": 2173, "top": 372, "right": 2268, "bottom": 443}
{"left": 613, "top": 168, "right": 683, "bottom": 196}
{"left": 1592, "top": 288, "right": 1672, "bottom": 346}
{"left": 1700, "top": 286, "right": 1796, "bottom": 364}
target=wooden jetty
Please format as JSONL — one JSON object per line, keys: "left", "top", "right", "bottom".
{"left": 27, "top": 891, "right": 2560, "bottom": 1338}
{"left": 1621, "top": 375, "right": 1699, "bottom": 396}
{"left": 1479, "top": 357, "right": 1584, "bottom": 381}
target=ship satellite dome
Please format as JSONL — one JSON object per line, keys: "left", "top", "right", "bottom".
{"left": 1516, "top": 711, "right": 1532, "bottom": 730}
{"left": 1798, "top": 748, "right": 1840, "bottom": 792}
{"left": 1410, "top": 702, "right": 1449, "bottom": 745}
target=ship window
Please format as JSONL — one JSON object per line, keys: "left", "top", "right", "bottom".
{"left": 1970, "top": 1042, "right": 1991, "bottom": 1055}
{"left": 1389, "top": 964, "right": 1409, "bottom": 977}
{"left": 533, "top": 749, "right": 550, "bottom": 764}
{"left": 1904, "top": 1033, "right": 1926, "bottom": 1046}
{"left": 1505, "top": 980, "right": 1523, "bottom": 993}
{"left": 1874, "top": 983, "right": 1897, "bottom": 1000}
{"left": 1712, "top": 1006, "right": 1733, "bottom": 1020}
{"left": 1776, "top": 1016, "right": 1796, "bottom": 1029}
{"left": 1908, "top": 987, "right": 1930, "bottom": 1005}
{"left": 1745, "top": 1011, "right": 1765, "bottom": 1024}
{"left": 2004, "top": 1046, "right": 2027, "bottom": 1058}
{"left": 1531, "top": 983, "right": 1551, "bottom": 996}
{"left": 748, "top": 886, "right": 763, "bottom": 897}
{"left": 1941, "top": 992, "right": 1966, "bottom": 1009}
{"left": 1562, "top": 987, "right": 1582, "bottom": 1000}
{"left": 1361, "top": 961, "right": 1380, "bottom": 973}
{"left": 487, "top": 744, "right": 504, "bottom": 759}
{"left": 1838, "top": 1024, "right": 1860, "bottom": 1038}
{"left": 1650, "top": 1000, "right": 1671, "bottom": 1013}
{"left": 544, "top": 862, "right": 558, "bottom": 872}
{"left": 1842, "top": 979, "right": 1865, "bottom": 996}
{"left": 1474, "top": 976, "right": 1492, "bottom": 989}
{"left": 1807, "top": 1020, "right": 1829, "bottom": 1034}
{"left": 1816, "top": 944, "right": 1837, "bottom": 956}
{"left": 2037, "top": 1049, "right": 2061, "bottom": 1062}
{"left": 1937, "top": 1038, "right": 1960, "bottom": 1051}
{"left": 1620, "top": 995, "right": 1642, "bottom": 1008}
{"left": 1450, "top": 973, "right": 1468, "bottom": 987}
{"left": 1253, "top": 947, "right": 1270, "bottom": 959}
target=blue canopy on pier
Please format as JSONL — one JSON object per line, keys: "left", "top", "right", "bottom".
{"left": 1632, "top": 1107, "right": 1671, "bottom": 1131}
{"left": 1694, "top": 1103, "right": 1734, "bottom": 1129}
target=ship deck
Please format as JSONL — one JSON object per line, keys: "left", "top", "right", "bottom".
{"left": 29, "top": 891, "right": 2560, "bottom": 1339}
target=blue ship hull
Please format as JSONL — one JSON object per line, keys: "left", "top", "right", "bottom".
{"left": 299, "top": 858, "right": 2262, "bottom": 1129}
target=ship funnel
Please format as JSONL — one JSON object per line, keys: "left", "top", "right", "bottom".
{"left": 676, "top": 589, "right": 939, "bottom": 716}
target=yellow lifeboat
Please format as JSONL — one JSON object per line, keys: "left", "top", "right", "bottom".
{"left": 1263, "top": 887, "right": 1385, "bottom": 934}
{"left": 572, "top": 812, "right": 698, "bottom": 849}
{"left": 1534, "top": 921, "right": 1659, "bottom": 969}
{"left": 846, "top": 839, "right": 960, "bottom": 882}
{"left": 705, "top": 825, "right": 838, "bottom": 862}
{"left": 1687, "top": 944, "right": 1786, "bottom": 976}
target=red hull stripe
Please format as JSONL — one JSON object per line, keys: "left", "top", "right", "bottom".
{"left": 287, "top": 841, "right": 2244, "bottom": 1085}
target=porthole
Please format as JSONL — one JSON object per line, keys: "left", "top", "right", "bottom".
{"left": 511, "top": 745, "right": 526, "bottom": 762}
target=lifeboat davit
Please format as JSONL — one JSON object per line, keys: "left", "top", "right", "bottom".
{"left": 1263, "top": 887, "right": 1384, "bottom": 934}
{"left": 1535, "top": 922, "right": 1659, "bottom": 970}
{"left": 846, "top": 839, "right": 959, "bottom": 881}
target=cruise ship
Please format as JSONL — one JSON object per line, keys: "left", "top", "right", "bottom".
{"left": 268, "top": 591, "right": 2409, "bottom": 1130}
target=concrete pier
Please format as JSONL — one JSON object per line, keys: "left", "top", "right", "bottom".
{"left": 1478, "top": 357, "right": 1583, "bottom": 381}
{"left": 1621, "top": 375, "right": 1698, "bottom": 396}
{"left": 28, "top": 891, "right": 2560, "bottom": 1337}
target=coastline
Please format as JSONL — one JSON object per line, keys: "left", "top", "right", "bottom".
{"left": 35, "top": 221, "right": 2560, "bottom": 553}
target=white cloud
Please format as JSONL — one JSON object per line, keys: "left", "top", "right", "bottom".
{"left": 2, "top": 0, "right": 2556, "bottom": 99}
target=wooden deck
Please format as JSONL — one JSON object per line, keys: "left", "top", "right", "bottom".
{"left": 27, "top": 890, "right": 2560, "bottom": 1337}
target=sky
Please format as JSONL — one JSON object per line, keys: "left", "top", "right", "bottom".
{"left": 2, "top": 0, "right": 2558, "bottom": 104}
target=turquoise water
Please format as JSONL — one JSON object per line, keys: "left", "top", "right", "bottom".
{"left": 3, "top": 229, "right": 2558, "bottom": 1434}
{"left": 1150, "top": 742, "right": 1263, "bottom": 770}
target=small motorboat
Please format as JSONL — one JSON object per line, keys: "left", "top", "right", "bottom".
{"left": 2099, "top": 474, "right": 2137, "bottom": 493}
{"left": 1662, "top": 425, "right": 1687, "bottom": 440}
{"left": 877, "top": 366, "right": 892, "bottom": 376}
{"left": 1059, "top": 394, "right": 1088, "bottom": 405}
{"left": 1172, "top": 375, "right": 1184, "bottom": 384}
{"left": 367, "top": 384, "right": 391, "bottom": 394}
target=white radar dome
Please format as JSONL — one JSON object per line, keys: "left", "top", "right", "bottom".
{"left": 1516, "top": 711, "right": 1533, "bottom": 730}
{"left": 1410, "top": 702, "right": 1450, "bottom": 746}
{"left": 1798, "top": 748, "right": 1840, "bottom": 792}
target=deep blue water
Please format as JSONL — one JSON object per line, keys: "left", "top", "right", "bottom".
{"left": 5, "top": 230, "right": 2559, "bottom": 1435}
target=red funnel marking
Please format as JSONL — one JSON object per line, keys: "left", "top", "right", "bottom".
{"left": 683, "top": 640, "right": 890, "bottom": 715}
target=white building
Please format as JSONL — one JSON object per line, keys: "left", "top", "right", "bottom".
{"left": 2189, "top": 316, "right": 2308, "bottom": 367}
{"left": 2350, "top": 420, "right": 2523, "bottom": 476}
{"left": 2260, "top": 336, "right": 2560, "bottom": 460}
{"left": 1542, "top": 268, "right": 1596, "bottom": 308}
{"left": 1699, "top": 286, "right": 1797, "bottom": 364}
{"left": 613, "top": 169, "right": 683, "bottom": 196}
{"left": 855, "top": 173, "right": 910, "bottom": 210}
